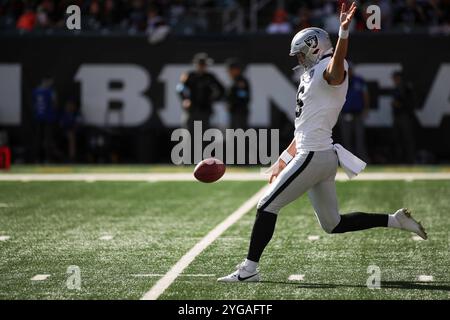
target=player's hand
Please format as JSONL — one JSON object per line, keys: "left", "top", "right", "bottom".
{"left": 182, "top": 99, "right": 191, "bottom": 109}
{"left": 340, "top": 2, "right": 356, "bottom": 30}
{"left": 269, "top": 160, "right": 287, "bottom": 184}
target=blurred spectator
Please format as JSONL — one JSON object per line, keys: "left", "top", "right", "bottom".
{"left": 176, "top": 52, "right": 224, "bottom": 133}
{"left": 2, "top": 0, "right": 450, "bottom": 34}
{"left": 32, "top": 76, "right": 58, "bottom": 162}
{"left": 84, "top": 0, "right": 101, "bottom": 31}
{"left": 293, "top": 5, "right": 313, "bottom": 32}
{"left": 391, "top": 71, "right": 417, "bottom": 164}
{"left": 0, "top": 2, "right": 16, "bottom": 30}
{"left": 35, "top": 0, "right": 54, "bottom": 28}
{"left": 338, "top": 64, "right": 369, "bottom": 161}
{"left": 101, "top": 0, "right": 120, "bottom": 27}
{"left": 167, "top": 0, "right": 185, "bottom": 28}
{"left": 16, "top": 5, "right": 36, "bottom": 31}
{"left": 225, "top": 58, "right": 251, "bottom": 129}
{"left": 394, "top": 0, "right": 426, "bottom": 31}
{"left": 60, "top": 99, "right": 82, "bottom": 162}
{"left": 146, "top": 5, "right": 170, "bottom": 44}
{"left": 266, "top": 8, "right": 292, "bottom": 34}
{"left": 128, "top": 0, "right": 147, "bottom": 33}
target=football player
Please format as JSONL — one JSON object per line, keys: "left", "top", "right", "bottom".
{"left": 218, "top": 2, "right": 427, "bottom": 283}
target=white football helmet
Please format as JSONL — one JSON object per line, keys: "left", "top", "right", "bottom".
{"left": 290, "top": 27, "right": 333, "bottom": 70}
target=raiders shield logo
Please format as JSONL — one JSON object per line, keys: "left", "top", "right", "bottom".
{"left": 304, "top": 35, "right": 318, "bottom": 48}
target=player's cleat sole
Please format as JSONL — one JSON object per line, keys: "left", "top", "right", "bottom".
{"left": 395, "top": 208, "right": 428, "bottom": 240}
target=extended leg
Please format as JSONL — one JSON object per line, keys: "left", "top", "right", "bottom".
{"left": 331, "top": 211, "right": 387, "bottom": 233}
{"left": 308, "top": 179, "right": 388, "bottom": 233}
{"left": 308, "top": 180, "right": 427, "bottom": 239}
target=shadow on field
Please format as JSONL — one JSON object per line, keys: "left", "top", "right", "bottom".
{"left": 261, "top": 281, "right": 450, "bottom": 291}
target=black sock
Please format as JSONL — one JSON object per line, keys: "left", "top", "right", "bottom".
{"left": 331, "top": 212, "right": 388, "bottom": 234}
{"left": 246, "top": 209, "right": 278, "bottom": 262}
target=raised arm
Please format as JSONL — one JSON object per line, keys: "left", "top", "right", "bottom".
{"left": 324, "top": 2, "right": 356, "bottom": 86}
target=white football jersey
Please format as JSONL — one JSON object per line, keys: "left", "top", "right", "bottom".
{"left": 294, "top": 55, "right": 348, "bottom": 152}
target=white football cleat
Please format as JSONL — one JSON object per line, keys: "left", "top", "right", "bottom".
{"left": 394, "top": 208, "right": 428, "bottom": 240}
{"left": 217, "top": 262, "right": 260, "bottom": 283}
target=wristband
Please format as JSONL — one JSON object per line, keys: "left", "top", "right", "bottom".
{"left": 280, "top": 150, "right": 293, "bottom": 164}
{"left": 339, "top": 27, "right": 349, "bottom": 39}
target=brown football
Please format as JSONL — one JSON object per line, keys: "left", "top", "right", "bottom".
{"left": 193, "top": 158, "right": 226, "bottom": 183}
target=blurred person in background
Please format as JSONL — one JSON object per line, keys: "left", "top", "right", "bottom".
{"left": 146, "top": 5, "right": 170, "bottom": 44}
{"left": 59, "top": 98, "right": 81, "bottom": 163}
{"left": 293, "top": 5, "right": 313, "bottom": 32}
{"left": 225, "top": 58, "right": 251, "bottom": 130}
{"left": 266, "top": 8, "right": 292, "bottom": 34}
{"left": 32, "top": 76, "right": 59, "bottom": 163}
{"left": 16, "top": 4, "right": 35, "bottom": 31}
{"left": 338, "top": 63, "right": 369, "bottom": 161}
{"left": 176, "top": 52, "right": 224, "bottom": 134}
{"left": 393, "top": 0, "right": 425, "bottom": 31}
{"left": 128, "top": 0, "right": 147, "bottom": 33}
{"left": 84, "top": 0, "right": 101, "bottom": 30}
{"left": 391, "top": 71, "right": 417, "bottom": 164}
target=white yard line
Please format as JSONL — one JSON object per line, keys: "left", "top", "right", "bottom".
{"left": 140, "top": 185, "right": 269, "bottom": 301}
{"left": 1, "top": 172, "right": 450, "bottom": 181}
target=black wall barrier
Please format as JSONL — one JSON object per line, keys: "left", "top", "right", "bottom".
{"left": 0, "top": 34, "right": 449, "bottom": 164}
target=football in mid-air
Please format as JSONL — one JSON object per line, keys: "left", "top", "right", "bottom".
{"left": 193, "top": 158, "right": 226, "bottom": 183}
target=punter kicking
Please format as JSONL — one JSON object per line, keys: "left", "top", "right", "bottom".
{"left": 218, "top": 2, "right": 427, "bottom": 283}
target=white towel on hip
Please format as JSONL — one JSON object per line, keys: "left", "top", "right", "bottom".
{"left": 333, "top": 143, "right": 366, "bottom": 179}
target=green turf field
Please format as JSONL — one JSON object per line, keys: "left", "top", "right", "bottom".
{"left": 0, "top": 179, "right": 449, "bottom": 299}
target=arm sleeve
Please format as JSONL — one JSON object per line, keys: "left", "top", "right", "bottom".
{"left": 176, "top": 73, "right": 191, "bottom": 100}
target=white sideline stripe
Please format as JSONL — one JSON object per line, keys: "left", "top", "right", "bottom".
{"left": 288, "top": 274, "right": 305, "bottom": 281}
{"left": 307, "top": 235, "right": 320, "bottom": 241}
{"left": 1, "top": 172, "right": 450, "bottom": 181}
{"left": 133, "top": 274, "right": 215, "bottom": 277}
{"left": 0, "top": 235, "right": 11, "bottom": 241}
{"left": 141, "top": 185, "right": 269, "bottom": 301}
{"left": 99, "top": 235, "right": 113, "bottom": 240}
{"left": 31, "top": 274, "right": 50, "bottom": 281}
{"left": 417, "top": 275, "right": 434, "bottom": 282}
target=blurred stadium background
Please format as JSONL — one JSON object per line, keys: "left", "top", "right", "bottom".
{"left": 0, "top": 0, "right": 449, "bottom": 167}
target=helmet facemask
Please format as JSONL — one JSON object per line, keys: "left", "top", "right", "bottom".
{"left": 291, "top": 44, "right": 320, "bottom": 72}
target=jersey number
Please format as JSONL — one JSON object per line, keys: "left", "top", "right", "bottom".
{"left": 295, "top": 85, "right": 305, "bottom": 118}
